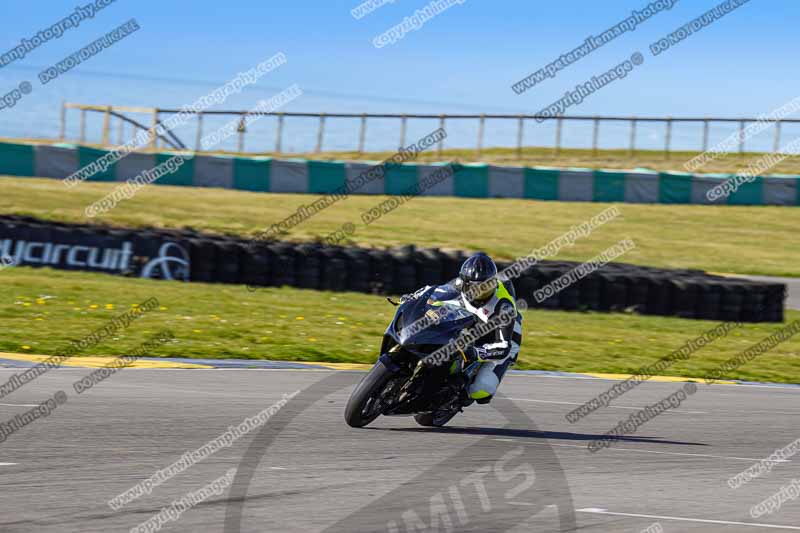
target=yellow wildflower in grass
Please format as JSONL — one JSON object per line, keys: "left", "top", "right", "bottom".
{"left": 193, "top": 329, "right": 203, "bottom": 333}
{"left": 105, "top": 304, "right": 114, "bottom": 310}
{"left": 36, "top": 299, "right": 45, "bottom": 305}
{"left": 21, "top": 345, "right": 31, "bottom": 350}
{"left": 159, "top": 306, "right": 168, "bottom": 311}
{"left": 89, "top": 304, "right": 98, "bottom": 309}
{"left": 296, "top": 316, "right": 305, "bottom": 321}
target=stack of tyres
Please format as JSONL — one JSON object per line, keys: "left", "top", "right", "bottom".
{"left": 626, "top": 274, "right": 649, "bottom": 314}
{"left": 189, "top": 239, "right": 217, "bottom": 283}
{"left": 672, "top": 279, "right": 699, "bottom": 319}
{"left": 240, "top": 243, "right": 270, "bottom": 288}
{"left": 214, "top": 240, "right": 242, "bottom": 284}
{"left": 390, "top": 246, "right": 417, "bottom": 296}
{"left": 414, "top": 248, "right": 446, "bottom": 288}
{"left": 644, "top": 276, "right": 672, "bottom": 316}
{"left": 266, "top": 242, "right": 295, "bottom": 287}
{"left": 441, "top": 249, "right": 467, "bottom": 281}
{"left": 320, "top": 246, "right": 348, "bottom": 292}
{"left": 695, "top": 282, "right": 722, "bottom": 321}
{"left": 576, "top": 273, "right": 602, "bottom": 311}
{"left": 719, "top": 282, "right": 745, "bottom": 322}
{"left": 294, "top": 243, "right": 322, "bottom": 290}
{"left": 343, "top": 247, "right": 371, "bottom": 293}
{"left": 367, "top": 249, "right": 395, "bottom": 294}
{"left": 0, "top": 215, "right": 787, "bottom": 323}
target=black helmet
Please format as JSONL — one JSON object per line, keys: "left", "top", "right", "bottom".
{"left": 458, "top": 253, "right": 498, "bottom": 306}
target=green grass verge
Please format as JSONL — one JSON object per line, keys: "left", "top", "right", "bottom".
{"left": 2, "top": 267, "right": 799, "bottom": 383}
{"left": 2, "top": 176, "right": 799, "bottom": 277}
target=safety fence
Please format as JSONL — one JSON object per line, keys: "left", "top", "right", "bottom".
{"left": 2, "top": 141, "right": 800, "bottom": 205}
{"left": 0, "top": 215, "right": 785, "bottom": 322}
{"left": 59, "top": 103, "right": 800, "bottom": 158}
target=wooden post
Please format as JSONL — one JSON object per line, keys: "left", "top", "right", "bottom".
{"left": 315, "top": 113, "right": 326, "bottom": 153}
{"left": 101, "top": 106, "right": 112, "bottom": 146}
{"left": 195, "top": 113, "right": 204, "bottom": 151}
{"left": 79, "top": 109, "right": 86, "bottom": 143}
{"left": 739, "top": 119, "right": 746, "bottom": 153}
{"left": 665, "top": 118, "right": 673, "bottom": 159}
{"left": 516, "top": 115, "right": 524, "bottom": 159}
{"left": 116, "top": 116, "right": 124, "bottom": 145}
{"left": 150, "top": 109, "right": 159, "bottom": 149}
{"left": 555, "top": 117, "right": 562, "bottom": 156}
{"left": 629, "top": 118, "right": 637, "bottom": 157}
{"left": 358, "top": 114, "right": 367, "bottom": 154}
{"left": 399, "top": 115, "right": 407, "bottom": 150}
{"left": 237, "top": 114, "right": 247, "bottom": 153}
{"left": 59, "top": 101, "right": 66, "bottom": 141}
{"left": 438, "top": 114, "right": 445, "bottom": 157}
{"left": 275, "top": 113, "right": 284, "bottom": 154}
{"left": 476, "top": 114, "right": 485, "bottom": 157}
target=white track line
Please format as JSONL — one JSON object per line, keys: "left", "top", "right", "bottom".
{"left": 0, "top": 403, "right": 39, "bottom": 407}
{"left": 492, "top": 439, "right": 787, "bottom": 462}
{"left": 0, "top": 463, "right": 17, "bottom": 466}
{"left": 577, "top": 508, "right": 800, "bottom": 530}
{"left": 504, "top": 397, "right": 708, "bottom": 414}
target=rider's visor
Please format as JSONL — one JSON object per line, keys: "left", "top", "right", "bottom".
{"left": 462, "top": 278, "right": 496, "bottom": 302}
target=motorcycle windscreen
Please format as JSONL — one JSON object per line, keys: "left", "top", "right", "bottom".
{"left": 393, "top": 284, "right": 476, "bottom": 346}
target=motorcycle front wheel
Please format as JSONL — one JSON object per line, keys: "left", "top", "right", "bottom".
{"left": 344, "top": 361, "right": 393, "bottom": 428}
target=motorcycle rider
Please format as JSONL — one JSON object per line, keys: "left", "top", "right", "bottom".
{"left": 402, "top": 253, "right": 523, "bottom": 404}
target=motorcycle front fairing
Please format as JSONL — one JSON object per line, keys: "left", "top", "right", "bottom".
{"left": 380, "top": 283, "right": 476, "bottom": 369}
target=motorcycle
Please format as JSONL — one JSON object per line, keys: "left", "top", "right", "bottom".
{"left": 344, "top": 282, "right": 483, "bottom": 428}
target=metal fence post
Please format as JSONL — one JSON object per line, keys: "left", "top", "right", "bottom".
{"left": 774, "top": 120, "right": 782, "bottom": 153}
{"left": 555, "top": 117, "right": 562, "bottom": 156}
{"left": 438, "top": 114, "right": 445, "bottom": 158}
{"left": 516, "top": 115, "right": 524, "bottom": 159}
{"left": 629, "top": 118, "right": 637, "bottom": 157}
{"left": 702, "top": 119, "right": 709, "bottom": 153}
{"left": 399, "top": 114, "right": 407, "bottom": 150}
{"left": 275, "top": 113, "right": 284, "bottom": 154}
{"left": 316, "top": 113, "right": 326, "bottom": 153}
{"left": 358, "top": 113, "right": 367, "bottom": 154}
{"left": 476, "top": 114, "right": 485, "bottom": 158}
{"left": 592, "top": 117, "right": 599, "bottom": 156}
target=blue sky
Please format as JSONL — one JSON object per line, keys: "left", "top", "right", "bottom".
{"left": 0, "top": 0, "right": 794, "bottom": 149}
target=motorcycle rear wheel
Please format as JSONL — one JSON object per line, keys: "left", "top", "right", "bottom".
{"left": 414, "top": 410, "right": 458, "bottom": 427}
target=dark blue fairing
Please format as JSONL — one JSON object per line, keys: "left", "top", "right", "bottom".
{"left": 385, "top": 283, "right": 476, "bottom": 353}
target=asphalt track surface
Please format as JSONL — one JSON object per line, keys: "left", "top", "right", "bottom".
{"left": 1, "top": 368, "right": 799, "bottom": 532}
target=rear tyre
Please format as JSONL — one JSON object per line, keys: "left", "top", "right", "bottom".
{"left": 414, "top": 410, "right": 458, "bottom": 427}
{"left": 344, "top": 361, "right": 393, "bottom": 428}
{"left": 413, "top": 413, "right": 436, "bottom": 427}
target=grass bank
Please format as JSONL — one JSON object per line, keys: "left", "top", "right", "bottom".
{"left": 2, "top": 268, "right": 799, "bottom": 383}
